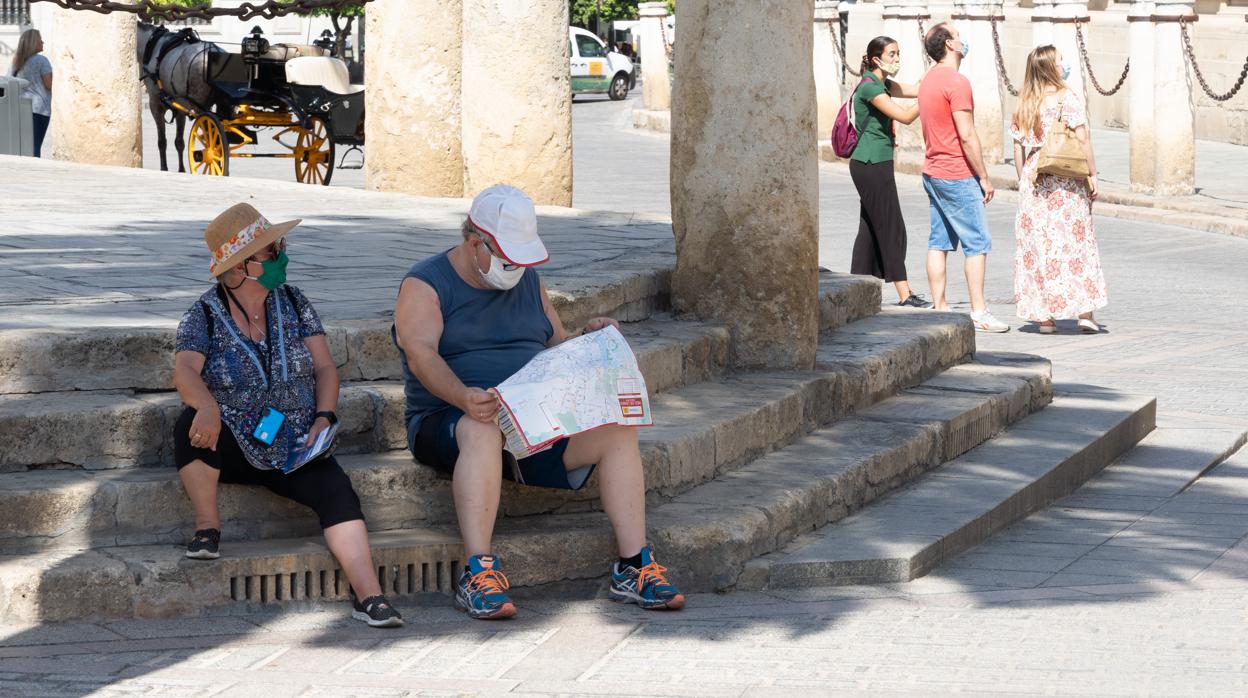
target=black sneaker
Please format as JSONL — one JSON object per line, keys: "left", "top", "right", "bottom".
{"left": 350, "top": 590, "right": 404, "bottom": 628}
{"left": 898, "top": 294, "right": 933, "bottom": 309}
{"left": 185, "top": 528, "right": 220, "bottom": 560}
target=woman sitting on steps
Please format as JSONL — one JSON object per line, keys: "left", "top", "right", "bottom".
{"left": 172, "top": 203, "right": 402, "bottom": 628}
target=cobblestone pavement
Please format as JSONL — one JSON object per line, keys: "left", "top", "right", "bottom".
{"left": 0, "top": 95, "right": 1246, "bottom": 696}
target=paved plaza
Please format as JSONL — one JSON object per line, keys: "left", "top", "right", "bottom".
{"left": 1, "top": 94, "right": 1246, "bottom": 696}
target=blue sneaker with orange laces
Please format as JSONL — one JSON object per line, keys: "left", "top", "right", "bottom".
{"left": 455, "top": 554, "right": 517, "bottom": 620}
{"left": 609, "top": 547, "right": 685, "bottom": 610}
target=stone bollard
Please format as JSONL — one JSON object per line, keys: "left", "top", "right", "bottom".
{"left": 462, "top": 0, "right": 573, "bottom": 206}
{"left": 1128, "top": 0, "right": 1156, "bottom": 193}
{"left": 639, "top": 1, "right": 671, "bottom": 112}
{"left": 814, "top": 1, "right": 843, "bottom": 136}
{"left": 954, "top": 0, "right": 1006, "bottom": 164}
{"left": 883, "top": 0, "right": 929, "bottom": 152}
{"left": 1032, "top": 0, "right": 1055, "bottom": 47}
{"left": 365, "top": 0, "right": 463, "bottom": 197}
{"left": 1151, "top": 0, "right": 1196, "bottom": 196}
{"left": 671, "top": 0, "right": 819, "bottom": 370}
{"left": 1049, "top": 0, "right": 1090, "bottom": 103}
{"left": 48, "top": 8, "right": 142, "bottom": 167}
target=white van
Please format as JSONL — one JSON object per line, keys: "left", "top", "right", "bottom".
{"left": 569, "top": 26, "right": 634, "bottom": 100}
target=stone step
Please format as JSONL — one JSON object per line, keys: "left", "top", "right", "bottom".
{"left": 0, "top": 310, "right": 981, "bottom": 555}
{"left": 0, "top": 351, "right": 1049, "bottom": 622}
{"left": 0, "top": 316, "right": 732, "bottom": 472}
{"left": 737, "top": 390, "right": 1158, "bottom": 590}
{"left": 0, "top": 271, "right": 878, "bottom": 395}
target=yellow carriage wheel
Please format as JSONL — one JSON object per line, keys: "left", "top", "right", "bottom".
{"left": 294, "top": 116, "right": 335, "bottom": 186}
{"left": 188, "top": 114, "right": 229, "bottom": 177}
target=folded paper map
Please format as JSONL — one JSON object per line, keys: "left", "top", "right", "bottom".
{"left": 490, "top": 325, "right": 652, "bottom": 459}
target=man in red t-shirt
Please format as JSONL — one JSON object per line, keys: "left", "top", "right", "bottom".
{"left": 917, "top": 23, "right": 1009, "bottom": 333}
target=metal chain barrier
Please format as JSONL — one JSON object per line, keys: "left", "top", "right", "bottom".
{"left": 990, "top": 16, "right": 1020, "bottom": 97}
{"left": 1180, "top": 17, "right": 1248, "bottom": 102}
{"left": 1075, "top": 23, "right": 1129, "bottom": 96}
{"left": 828, "top": 22, "right": 861, "bottom": 78}
{"left": 659, "top": 17, "right": 674, "bottom": 68}
{"left": 29, "top": 0, "right": 370, "bottom": 22}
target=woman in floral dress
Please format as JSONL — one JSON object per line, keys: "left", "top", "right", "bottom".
{"left": 1010, "top": 45, "right": 1107, "bottom": 334}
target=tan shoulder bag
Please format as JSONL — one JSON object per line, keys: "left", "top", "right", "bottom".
{"left": 1034, "top": 91, "right": 1090, "bottom": 183}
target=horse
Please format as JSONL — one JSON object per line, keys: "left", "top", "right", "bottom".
{"left": 136, "top": 22, "right": 219, "bottom": 173}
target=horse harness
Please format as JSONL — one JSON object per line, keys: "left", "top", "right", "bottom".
{"left": 140, "top": 26, "right": 201, "bottom": 87}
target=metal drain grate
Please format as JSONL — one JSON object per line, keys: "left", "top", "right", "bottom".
{"left": 230, "top": 554, "right": 462, "bottom": 603}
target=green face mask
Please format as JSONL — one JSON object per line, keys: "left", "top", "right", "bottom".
{"left": 247, "top": 250, "right": 289, "bottom": 290}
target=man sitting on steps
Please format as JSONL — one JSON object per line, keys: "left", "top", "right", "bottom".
{"left": 392, "top": 184, "right": 685, "bottom": 619}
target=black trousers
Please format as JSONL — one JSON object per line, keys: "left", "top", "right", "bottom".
{"left": 173, "top": 407, "right": 364, "bottom": 529}
{"left": 849, "top": 159, "right": 909, "bottom": 283}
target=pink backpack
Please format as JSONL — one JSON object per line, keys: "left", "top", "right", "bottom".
{"left": 831, "top": 77, "right": 872, "bottom": 159}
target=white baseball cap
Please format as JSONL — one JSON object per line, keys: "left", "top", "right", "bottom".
{"left": 466, "top": 184, "right": 549, "bottom": 266}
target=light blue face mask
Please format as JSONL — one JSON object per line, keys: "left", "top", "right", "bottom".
{"left": 1061, "top": 60, "right": 1072, "bottom": 81}
{"left": 959, "top": 38, "right": 970, "bottom": 58}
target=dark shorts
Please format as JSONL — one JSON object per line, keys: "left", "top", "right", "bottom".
{"left": 412, "top": 408, "right": 596, "bottom": 491}
{"left": 173, "top": 407, "right": 365, "bottom": 529}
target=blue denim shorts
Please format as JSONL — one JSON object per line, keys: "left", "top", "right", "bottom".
{"left": 923, "top": 174, "right": 992, "bottom": 257}
{"left": 411, "top": 407, "right": 595, "bottom": 491}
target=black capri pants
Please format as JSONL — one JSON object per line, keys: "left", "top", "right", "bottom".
{"left": 849, "top": 159, "right": 909, "bottom": 283}
{"left": 173, "top": 407, "right": 364, "bottom": 529}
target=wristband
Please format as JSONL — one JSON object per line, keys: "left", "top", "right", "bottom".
{"left": 314, "top": 410, "right": 338, "bottom": 425}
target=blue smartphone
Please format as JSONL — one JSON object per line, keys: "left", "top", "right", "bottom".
{"left": 252, "top": 408, "right": 286, "bottom": 446}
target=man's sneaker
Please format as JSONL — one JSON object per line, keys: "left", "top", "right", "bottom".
{"left": 349, "top": 589, "right": 404, "bottom": 628}
{"left": 185, "top": 528, "right": 220, "bottom": 560}
{"left": 898, "top": 294, "right": 933, "bottom": 309}
{"left": 455, "top": 555, "right": 517, "bottom": 620}
{"left": 970, "top": 310, "right": 1010, "bottom": 333}
{"left": 609, "top": 547, "right": 685, "bottom": 610}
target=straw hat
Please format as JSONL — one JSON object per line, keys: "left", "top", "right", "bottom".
{"left": 205, "top": 203, "right": 301, "bottom": 277}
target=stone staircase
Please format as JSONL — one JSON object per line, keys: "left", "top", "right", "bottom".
{"left": 0, "top": 271, "right": 1155, "bottom": 623}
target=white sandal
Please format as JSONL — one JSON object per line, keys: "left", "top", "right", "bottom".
{"left": 1077, "top": 318, "right": 1099, "bottom": 334}
{"left": 1037, "top": 320, "right": 1057, "bottom": 335}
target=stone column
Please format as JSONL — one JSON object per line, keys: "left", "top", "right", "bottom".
{"left": 1127, "top": 0, "right": 1156, "bottom": 192}
{"left": 47, "top": 8, "right": 142, "bottom": 167}
{"left": 365, "top": 0, "right": 463, "bottom": 197}
{"left": 1049, "top": 0, "right": 1089, "bottom": 103}
{"left": 885, "top": 0, "right": 929, "bottom": 151}
{"left": 956, "top": 0, "right": 1006, "bottom": 163}
{"left": 639, "top": 1, "right": 671, "bottom": 111}
{"left": 1032, "top": 0, "right": 1055, "bottom": 47}
{"left": 1151, "top": 0, "right": 1195, "bottom": 196}
{"left": 462, "top": 0, "right": 573, "bottom": 206}
{"left": 671, "top": 0, "right": 819, "bottom": 370}
{"left": 814, "top": 1, "right": 843, "bottom": 135}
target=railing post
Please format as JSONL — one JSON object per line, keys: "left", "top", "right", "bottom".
{"left": 955, "top": 0, "right": 1007, "bottom": 164}
{"left": 814, "top": 0, "right": 843, "bottom": 136}
{"left": 1128, "top": 0, "right": 1156, "bottom": 193}
{"left": 1050, "top": 0, "right": 1090, "bottom": 103}
{"left": 883, "top": 0, "right": 929, "bottom": 151}
{"left": 1151, "top": 0, "right": 1196, "bottom": 196}
{"left": 1032, "top": 0, "right": 1055, "bottom": 47}
{"left": 638, "top": 1, "right": 671, "bottom": 112}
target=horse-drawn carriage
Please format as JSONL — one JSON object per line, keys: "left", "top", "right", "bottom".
{"left": 141, "top": 24, "right": 364, "bottom": 185}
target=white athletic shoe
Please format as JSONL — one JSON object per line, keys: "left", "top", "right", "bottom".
{"left": 970, "top": 310, "right": 1010, "bottom": 333}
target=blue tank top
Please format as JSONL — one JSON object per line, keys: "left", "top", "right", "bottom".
{"left": 394, "top": 250, "right": 554, "bottom": 448}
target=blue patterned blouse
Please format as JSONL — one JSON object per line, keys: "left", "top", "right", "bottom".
{"left": 175, "top": 284, "right": 326, "bottom": 471}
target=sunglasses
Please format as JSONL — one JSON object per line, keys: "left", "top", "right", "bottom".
{"left": 247, "top": 239, "right": 287, "bottom": 263}
{"left": 478, "top": 236, "right": 521, "bottom": 272}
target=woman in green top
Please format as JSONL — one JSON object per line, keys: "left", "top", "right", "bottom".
{"left": 849, "top": 36, "right": 929, "bottom": 307}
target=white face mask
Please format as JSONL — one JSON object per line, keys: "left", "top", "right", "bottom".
{"left": 479, "top": 250, "right": 525, "bottom": 290}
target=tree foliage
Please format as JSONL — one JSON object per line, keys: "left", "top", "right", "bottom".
{"left": 568, "top": 0, "right": 674, "bottom": 28}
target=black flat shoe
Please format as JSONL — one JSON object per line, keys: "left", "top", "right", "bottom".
{"left": 186, "top": 528, "right": 220, "bottom": 560}
{"left": 898, "top": 294, "right": 933, "bottom": 309}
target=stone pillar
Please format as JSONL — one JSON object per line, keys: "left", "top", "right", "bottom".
{"left": 1127, "top": 0, "right": 1156, "bottom": 192}
{"left": 47, "top": 8, "right": 142, "bottom": 167}
{"left": 884, "top": 0, "right": 929, "bottom": 151}
{"left": 1049, "top": 0, "right": 1089, "bottom": 103}
{"left": 365, "top": 0, "right": 463, "bottom": 197}
{"left": 462, "top": 0, "right": 573, "bottom": 206}
{"left": 814, "top": 1, "right": 843, "bottom": 135}
{"left": 1152, "top": 0, "right": 1196, "bottom": 196}
{"left": 639, "top": 1, "right": 671, "bottom": 111}
{"left": 1032, "top": 0, "right": 1055, "bottom": 47}
{"left": 671, "top": 0, "right": 819, "bottom": 370}
{"left": 956, "top": 0, "right": 1006, "bottom": 164}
